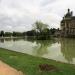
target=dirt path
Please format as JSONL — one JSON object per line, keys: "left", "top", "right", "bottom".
{"left": 0, "top": 61, "right": 24, "bottom": 75}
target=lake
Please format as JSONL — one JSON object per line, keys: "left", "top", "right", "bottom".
{"left": 0, "top": 38, "right": 75, "bottom": 64}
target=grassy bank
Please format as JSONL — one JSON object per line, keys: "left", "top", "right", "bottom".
{"left": 0, "top": 48, "right": 75, "bottom": 75}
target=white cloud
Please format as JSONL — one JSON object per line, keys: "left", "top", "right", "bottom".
{"left": 0, "top": 0, "right": 75, "bottom": 31}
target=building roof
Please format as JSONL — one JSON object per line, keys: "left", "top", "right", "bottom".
{"left": 65, "top": 9, "right": 72, "bottom": 18}
{"left": 61, "top": 9, "right": 75, "bottom": 24}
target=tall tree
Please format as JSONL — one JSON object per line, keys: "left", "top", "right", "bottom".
{"left": 33, "top": 21, "right": 48, "bottom": 33}
{"left": 32, "top": 21, "right": 50, "bottom": 39}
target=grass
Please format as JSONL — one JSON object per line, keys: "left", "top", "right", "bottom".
{"left": 0, "top": 48, "right": 75, "bottom": 75}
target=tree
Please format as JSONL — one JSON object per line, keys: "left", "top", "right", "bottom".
{"left": 26, "top": 30, "right": 36, "bottom": 36}
{"left": 32, "top": 21, "right": 50, "bottom": 40}
{"left": 33, "top": 21, "right": 48, "bottom": 33}
{"left": 0, "top": 31, "right": 4, "bottom": 37}
{"left": 12, "top": 32, "right": 16, "bottom": 37}
{"left": 12, "top": 32, "right": 23, "bottom": 37}
{"left": 4, "top": 32, "right": 12, "bottom": 37}
{"left": 50, "top": 28, "right": 56, "bottom": 35}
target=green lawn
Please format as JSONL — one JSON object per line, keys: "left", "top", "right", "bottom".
{"left": 0, "top": 48, "right": 75, "bottom": 75}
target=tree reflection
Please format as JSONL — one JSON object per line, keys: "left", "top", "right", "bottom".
{"left": 32, "top": 39, "right": 56, "bottom": 57}
{"left": 0, "top": 39, "right": 4, "bottom": 43}
{"left": 61, "top": 38, "right": 75, "bottom": 63}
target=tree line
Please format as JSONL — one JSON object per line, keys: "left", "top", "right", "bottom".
{"left": 0, "top": 21, "right": 59, "bottom": 39}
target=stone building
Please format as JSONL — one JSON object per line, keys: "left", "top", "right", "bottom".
{"left": 61, "top": 9, "right": 75, "bottom": 37}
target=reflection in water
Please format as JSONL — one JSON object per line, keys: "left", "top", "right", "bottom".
{"left": 0, "top": 38, "right": 75, "bottom": 64}
{"left": 0, "top": 39, "right": 4, "bottom": 43}
{"left": 0, "top": 38, "right": 26, "bottom": 43}
{"left": 61, "top": 38, "right": 75, "bottom": 64}
{"left": 33, "top": 40, "right": 56, "bottom": 56}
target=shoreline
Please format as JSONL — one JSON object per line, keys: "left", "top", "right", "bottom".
{"left": 0, "top": 48, "right": 75, "bottom": 75}
{"left": 0, "top": 37, "right": 24, "bottom": 39}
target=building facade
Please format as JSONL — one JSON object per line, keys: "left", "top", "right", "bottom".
{"left": 61, "top": 9, "right": 75, "bottom": 37}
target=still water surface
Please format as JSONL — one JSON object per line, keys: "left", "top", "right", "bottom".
{"left": 0, "top": 38, "right": 75, "bottom": 64}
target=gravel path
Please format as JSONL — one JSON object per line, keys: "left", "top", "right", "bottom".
{"left": 0, "top": 61, "right": 24, "bottom": 75}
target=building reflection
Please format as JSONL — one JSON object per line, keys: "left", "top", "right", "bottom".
{"left": 61, "top": 38, "right": 75, "bottom": 63}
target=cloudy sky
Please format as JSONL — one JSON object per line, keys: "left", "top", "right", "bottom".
{"left": 0, "top": 0, "right": 75, "bottom": 32}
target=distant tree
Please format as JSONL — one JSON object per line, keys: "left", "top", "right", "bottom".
{"left": 4, "top": 32, "right": 12, "bottom": 37}
{"left": 50, "top": 28, "right": 56, "bottom": 35}
{"left": 23, "top": 32, "right": 26, "bottom": 36}
{"left": 26, "top": 30, "right": 36, "bottom": 36}
{"left": 0, "top": 31, "right": 4, "bottom": 37}
{"left": 12, "top": 32, "right": 16, "bottom": 37}
{"left": 12, "top": 32, "right": 23, "bottom": 37}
